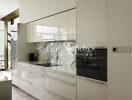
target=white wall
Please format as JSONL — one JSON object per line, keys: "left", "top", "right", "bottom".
{"left": 108, "top": 0, "right": 132, "bottom": 100}
{"left": 19, "top": 0, "right": 76, "bottom": 23}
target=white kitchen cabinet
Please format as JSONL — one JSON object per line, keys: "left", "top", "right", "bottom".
{"left": 26, "top": 9, "right": 76, "bottom": 42}
{"left": 17, "top": 64, "right": 33, "bottom": 95}
{"left": 77, "top": 0, "right": 107, "bottom": 47}
{"left": 12, "top": 62, "right": 45, "bottom": 100}
{"left": 68, "top": 9, "right": 76, "bottom": 40}
{"left": 32, "top": 65, "right": 45, "bottom": 100}
{"left": 77, "top": 76, "right": 107, "bottom": 100}
{"left": 27, "top": 22, "right": 35, "bottom": 42}
{"left": 55, "top": 9, "right": 76, "bottom": 41}
{"left": 45, "top": 69, "right": 76, "bottom": 100}
{"left": 55, "top": 11, "right": 69, "bottom": 40}
{"left": 34, "top": 16, "right": 58, "bottom": 42}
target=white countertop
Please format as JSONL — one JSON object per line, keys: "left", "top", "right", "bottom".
{"left": 47, "top": 65, "right": 76, "bottom": 76}
{"left": 19, "top": 62, "right": 76, "bottom": 76}
{"left": 0, "top": 70, "right": 11, "bottom": 82}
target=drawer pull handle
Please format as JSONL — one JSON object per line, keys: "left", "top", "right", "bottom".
{"left": 78, "top": 76, "right": 107, "bottom": 85}
{"left": 45, "top": 75, "right": 75, "bottom": 87}
{"left": 45, "top": 89, "right": 70, "bottom": 100}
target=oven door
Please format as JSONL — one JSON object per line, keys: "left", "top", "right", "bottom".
{"left": 76, "top": 48, "right": 107, "bottom": 82}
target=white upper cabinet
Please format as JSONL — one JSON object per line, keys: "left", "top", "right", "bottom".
{"left": 69, "top": 9, "right": 76, "bottom": 40}
{"left": 55, "top": 9, "right": 76, "bottom": 41}
{"left": 77, "top": 0, "right": 107, "bottom": 47}
{"left": 27, "top": 22, "right": 35, "bottom": 42}
{"left": 27, "top": 9, "right": 76, "bottom": 42}
{"left": 34, "top": 16, "right": 57, "bottom": 42}
{"left": 55, "top": 11, "right": 69, "bottom": 40}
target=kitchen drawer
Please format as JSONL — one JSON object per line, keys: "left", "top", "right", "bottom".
{"left": 18, "top": 63, "right": 33, "bottom": 70}
{"left": 45, "top": 69, "right": 76, "bottom": 84}
{"left": 20, "top": 79, "right": 33, "bottom": 95}
{"left": 32, "top": 76, "right": 44, "bottom": 100}
{"left": 45, "top": 89, "right": 71, "bottom": 100}
{"left": 32, "top": 65, "right": 44, "bottom": 72}
{"left": 45, "top": 89, "right": 61, "bottom": 100}
{"left": 21, "top": 70, "right": 33, "bottom": 81}
{"left": 45, "top": 75, "right": 76, "bottom": 100}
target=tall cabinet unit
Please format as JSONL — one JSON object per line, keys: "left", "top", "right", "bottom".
{"left": 108, "top": 0, "right": 132, "bottom": 100}
{"left": 77, "top": 76, "right": 107, "bottom": 100}
{"left": 76, "top": 0, "right": 108, "bottom": 100}
{"left": 77, "top": 0, "right": 107, "bottom": 47}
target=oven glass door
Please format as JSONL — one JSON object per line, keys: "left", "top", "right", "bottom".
{"left": 76, "top": 48, "right": 107, "bottom": 82}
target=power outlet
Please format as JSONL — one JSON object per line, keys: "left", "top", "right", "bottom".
{"left": 112, "top": 46, "right": 131, "bottom": 53}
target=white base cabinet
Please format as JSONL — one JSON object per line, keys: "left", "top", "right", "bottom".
{"left": 45, "top": 69, "right": 76, "bottom": 100}
{"left": 32, "top": 65, "right": 45, "bottom": 100}
{"left": 12, "top": 63, "right": 45, "bottom": 100}
{"left": 77, "top": 76, "right": 107, "bottom": 100}
{"left": 12, "top": 63, "right": 76, "bottom": 100}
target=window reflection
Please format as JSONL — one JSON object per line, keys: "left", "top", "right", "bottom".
{"left": 36, "top": 25, "right": 58, "bottom": 34}
{"left": 36, "top": 25, "right": 69, "bottom": 40}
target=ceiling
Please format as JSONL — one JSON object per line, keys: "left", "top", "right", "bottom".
{"left": 0, "top": 0, "right": 20, "bottom": 19}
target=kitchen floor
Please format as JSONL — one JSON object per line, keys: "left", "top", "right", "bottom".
{"left": 12, "top": 86, "right": 37, "bottom": 100}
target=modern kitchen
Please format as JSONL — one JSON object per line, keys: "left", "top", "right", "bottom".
{"left": 0, "top": 0, "right": 132, "bottom": 100}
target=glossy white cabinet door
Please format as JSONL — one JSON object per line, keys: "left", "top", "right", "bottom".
{"left": 45, "top": 70, "right": 76, "bottom": 100}
{"left": 34, "top": 16, "right": 60, "bottom": 42}
{"left": 77, "top": 76, "right": 107, "bottom": 100}
{"left": 27, "top": 22, "right": 35, "bottom": 42}
{"left": 18, "top": 67, "right": 33, "bottom": 95}
{"left": 32, "top": 70, "right": 45, "bottom": 100}
{"left": 13, "top": 63, "right": 45, "bottom": 99}
{"left": 55, "top": 11, "right": 69, "bottom": 40}
{"left": 68, "top": 9, "right": 76, "bottom": 40}
{"left": 77, "top": 0, "right": 107, "bottom": 47}
{"left": 27, "top": 9, "right": 76, "bottom": 42}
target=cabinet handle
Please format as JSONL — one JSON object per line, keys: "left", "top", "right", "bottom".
{"left": 45, "top": 89, "right": 58, "bottom": 97}
{"left": 47, "top": 70, "right": 76, "bottom": 78}
{"left": 78, "top": 76, "right": 107, "bottom": 85}
{"left": 45, "top": 89, "right": 70, "bottom": 100}
{"left": 45, "top": 75, "right": 76, "bottom": 87}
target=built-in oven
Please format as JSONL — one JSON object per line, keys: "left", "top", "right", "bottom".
{"left": 76, "top": 48, "right": 107, "bottom": 82}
